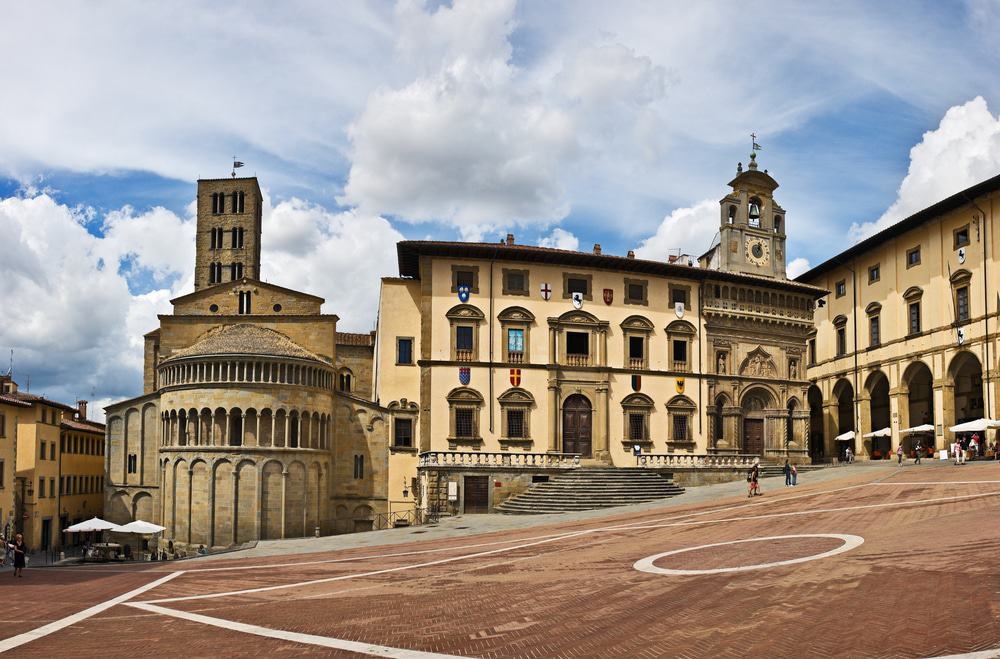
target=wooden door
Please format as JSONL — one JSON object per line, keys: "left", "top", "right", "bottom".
{"left": 563, "top": 394, "right": 593, "bottom": 457}
{"left": 743, "top": 419, "right": 764, "bottom": 456}
{"left": 463, "top": 475, "right": 490, "bottom": 514}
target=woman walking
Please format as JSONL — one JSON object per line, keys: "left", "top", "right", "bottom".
{"left": 10, "top": 533, "right": 26, "bottom": 578}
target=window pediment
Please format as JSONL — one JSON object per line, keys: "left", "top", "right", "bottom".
{"left": 666, "top": 395, "right": 696, "bottom": 409}
{"left": 498, "top": 306, "right": 535, "bottom": 323}
{"left": 498, "top": 387, "right": 535, "bottom": 404}
{"left": 446, "top": 387, "right": 484, "bottom": 404}
{"left": 665, "top": 320, "right": 696, "bottom": 335}
{"left": 832, "top": 314, "right": 848, "bottom": 327}
{"left": 621, "top": 392, "right": 654, "bottom": 408}
{"left": 621, "top": 315, "right": 654, "bottom": 332}
{"left": 552, "top": 310, "right": 601, "bottom": 326}
{"left": 903, "top": 286, "right": 923, "bottom": 300}
{"left": 865, "top": 302, "right": 882, "bottom": 316}
{"left": 387, "top": 399, "right": 419, "bottom": 413}
{"left": 446, "top": 304, "right": 485, "bottom": 322}
{"left": 949, "top": 268, "right": 972, "bottom": 285}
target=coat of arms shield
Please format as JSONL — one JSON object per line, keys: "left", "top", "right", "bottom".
{"left": 571, "top": 292, "right": 584, "bottom": 309}
{"left": 457, "top": 285, "right": 471, "bottom": 303}
{"left": 459, "top": 367, "right": 471, "bottom": 386}
{"left": 675, "top": 377, "right": 685, "bottom": 394}
{"left": 510, "top": 368, "right": 521, "bottom": 387}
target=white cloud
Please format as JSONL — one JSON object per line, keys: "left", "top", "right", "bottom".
{"left": 787, "top": 257, "right": 812, "bottom": 279}
{"left": 849, "top": 97, "right": 1000, "bottom": 241}
{"left": 537, "top": 227, "right": 579, "bottom": 251}
{"left": 634, "top": 199, "right": 719, "bottom": 261}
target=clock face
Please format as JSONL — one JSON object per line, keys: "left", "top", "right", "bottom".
{"left": 745, "top": 237, "right": 770, "bottom": 266}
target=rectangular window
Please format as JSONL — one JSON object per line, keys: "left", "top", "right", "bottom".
{"left": 507, "top": 328, "right": 524, "bottom": 355}
{"left": 396, "top": 338, "right": 413, "bottom": 365}
{"left": 869, "top": 315, "right": 880, "bottom": 347}
{"left": 907, "top": 246, "right": 921, "bottom": 267}
{"left": 628, "top": 413, "right": 646, "bottom": 441}
{"left": 909, "top": 302, "right": 921, "bottom": 335}
{"left": 0, "top": 460, "right": 5, "bottom": 488}
{"left": 455, "top": 408, "right": 475, "bottom": 438}
{"left": 39, "top": 477, "right": 45, "bottom": 498}
{"left": 868, "top": 264, "right": 880, "bottom": 284}
{"left": 567, "top": 277, "right": 588, "bottom": 296}
{"left": 504, "top": 271, "right": 526, "bottom": 294}
{"left": 956, "top": 286, "right": 970, "bottom": 321}
{"left": 628, "top": 336, "right": 644, "bottom": 360}
{"left": 60, "top": 476, "right": 64, "bottom": 495}
{"left": 809, "top": 338, "right": 817, "bottom": 365}
{"left": 50, "top": 478, "right": 55, "bottom": 498}
{"left": 353, "top": 454, "right": 364, "bottom": 479}
{"left": 673, "top": 339, "right": 688, "bottom": 364}
{"left": 455, "top": 269, "right": 475, "bottom": 289}
{"left": 673, "top": 415, "right": 689, "bottom": 441}
{"left": 40, "top": 442, "right": 46, "bottom": 460}
{"left": 456, "top": 326, "right": 474, "bottom": 352}
{"left": 836, "top": 327, "right": 846, "bottom": 356}
{"left": 394, "top": 418, "right": 413, "bottom": 448}
{"left": 507, "top": 409, "right": 525, "bottom": 439}
{"left": 566, "top": 331, "right": 589, "bottom": 356}
{"left": 835, "top": 280, "right": 846, "bottom": 298}
{"left": 0, "top": 412, "right": 4, "bottom": 437}
{"left": 670, "top": 288, "right": 688, "bottom": 308}
{"left": 50, "top": 443, "right": 55, "bottom": 460}
{"left": 954, "top": 225, "right": 970, "bottom": 249}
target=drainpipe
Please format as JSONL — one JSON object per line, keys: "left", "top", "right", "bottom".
{"left": 489, "top": 250, "right": 497, "bottom": 433}
{"left": 961, "top": 191, "right": 992, "bottom": 419}
{"left": 850, "top": 260, "right": 861, "bottom": 449}
{"left": 697, "top": 281, "right": 704, "bottom": 437}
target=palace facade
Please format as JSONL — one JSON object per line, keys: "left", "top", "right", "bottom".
{"left": 800, "top": 174, "right": 999, "bottom": 461}
{"left": 378, "top": 155, "right": 824, "bottom": 514}
{"left": 104, "top": 177, "right": 391, "bottom": 549}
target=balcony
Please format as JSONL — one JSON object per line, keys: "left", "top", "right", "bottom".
{"left": 628, "top": 357, "right": 646, "bottom": 370}
{"left": 566, "top": 353, "right": 589, "bottom": 367}
{"left": 455, "top": 349, "right": 474, "bottom": 362}
{"left": 507, "top": 351, "right": 524, "bottom": 365}
{"left": 672, "top": 360, "right": 689, "bottom": 372}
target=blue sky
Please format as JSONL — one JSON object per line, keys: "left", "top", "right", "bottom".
{"left": 2, "top": 0, "right": 1000, "bottom": 416}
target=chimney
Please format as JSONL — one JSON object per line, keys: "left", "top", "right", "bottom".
{"left": 627, "top": 250, "right": 635, "bottom": 259}
{"left": 77, "top": 400, "right": 88, "bottom": 421}
{"left": 505, "top": 233, "right": 515, "bottom": 246}
{"left": 593, "top": 244, "right": 602, "bottom": 255}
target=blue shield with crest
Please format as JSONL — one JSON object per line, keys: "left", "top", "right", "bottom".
{"left": 457, "top": 285, "right": 471, "bottom": 303}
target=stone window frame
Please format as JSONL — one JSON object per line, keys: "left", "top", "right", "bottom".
{"left": 446, "top": 304, "right": 485, "bottom": 362}
{"left": 903, "top": 286, "right": 923, "bottom": 336}
{"left": 624, "top": 278, "right": 648, "bottom": 306}
{"left": 665, "top": 395, "right": 696, "bottom": 447}
{"left": 446, "top": 387, "right": 484, "bottom": 445}
{"left": 497, "top": 306, "right": 534, "bottom": 364}
{"left": 953, "top": 223, "right": 970, "bottom": 250}
{"left": 668, "top": 284, "right": 691, "bottom": 310}
{"left": 621, "top": 315, "right": 654, "bottom": 370}
{"left": 621, "top": 392, "right": 654, "bottom": 447}
{"left": 866, "top": 302, "right": 882, "bottom": 348}
{"left": 906, "top": 245, "right": 921, "bottom": 268}
{"left": 833, "top": 314, "right": 848, "bottom": 356}
{"left": 562, "top": 272, "right": 593, "bottom": 301}
{"left": 387, "top": 400, "right": 419, "bottom": 452}
{"left": 502, "top": 268, "right": 529, "bottom": 297}
{"left": 950, "top": 269, "right": 973, "bottom": 324}
{"left": 835, "top": 279, "right": 847, "bottom": 298}
{"left": 450, "top": 264, "right": 481, "bottom": 294}
{"left": 498, "top": 387, "right": 535, "bottom": 446}
{"left": 868, "top": 263, "right": 880, "bottom": 284}
{"left": 396, "top": 336, "right": 415, "bottom": 365}
{"left": 665, "top": 320, "right": 696, "bottom": 373}
{"left": 550, "top": 310, "right": 608, "bottom": 367}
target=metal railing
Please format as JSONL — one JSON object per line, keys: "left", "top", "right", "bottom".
{"left": 419, "top": 451, "right": 582, "bottom": 469}
{"left": 374, "top": 508, "right": 426, "bottom": 531}
{"left": 637, "top": 453, "right": 760, "bottom": 468}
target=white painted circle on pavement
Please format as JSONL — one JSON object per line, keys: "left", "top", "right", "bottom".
{"left": 633, "top": 533, "right": 864, "bottom": 576}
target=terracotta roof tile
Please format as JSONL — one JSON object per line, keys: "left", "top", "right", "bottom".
{"left": 160, "top": 323, "right": 327, "bottom": 364}
{"left": 337, "top": 332, "right": 375, "bottom": 347}
{"left": 61, "top": 418, "right": 105, "bottom": 433}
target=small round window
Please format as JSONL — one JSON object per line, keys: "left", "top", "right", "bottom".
{"left": 209, "top": 304, "right": 219, "bottom": 313}
{"left": 273, "top": 304, "right": 282, "bottom": 312}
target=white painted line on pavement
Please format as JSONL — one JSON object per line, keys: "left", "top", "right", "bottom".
{"left": 0, "top": 570, "right": 184, "bottom": 653}
{"left": 633, "top": 533, "right": 865, "bottom": 576}
{"left": 127, "top": 602, "right": 467, "bottom": 658}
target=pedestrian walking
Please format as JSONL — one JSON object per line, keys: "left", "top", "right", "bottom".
{"left": 896, "top": 444, "right": 904, "bottom": 466}
{"left": 970, "top": 433, "right": 980, "bottom": 460}
{"left": 914, "top": 441, "right": 922, "bottom": 465}
{"left": 10, "top": 533, "right": 26, "bottom": 578}
{"left": 791, "top": 464, "right": 798, "bottom": 486}
{"left": 783, "top": 460, "right": 792, "bottom": 487}
{"left": 751, "top": 461, "right": 761, "bottom": 497}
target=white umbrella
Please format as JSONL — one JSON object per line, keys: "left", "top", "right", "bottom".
{"left": 835, "top": 430, "right": 855, "bottom": 441}
{"left": 63, "top": 517, "right": 123, "bottom": 533}
{"left": 900, "top": 424, "right": 935, "bottom": 434}
{"left": 948, "top": 418, "right": 1000, "bottom": 433}
{"left": 862, "top": 427, "right": 891, "bottom": 438}
{"left": 117, "top": 520, "right": 166, "bottom": 534}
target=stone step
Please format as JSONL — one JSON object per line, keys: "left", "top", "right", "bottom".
{"left": 497, "top": 467, "right": 685, "bottom": 515}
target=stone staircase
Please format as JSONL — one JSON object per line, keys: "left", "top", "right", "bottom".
{"left": 496, "top": 468, "right": 685, "bottom": 515}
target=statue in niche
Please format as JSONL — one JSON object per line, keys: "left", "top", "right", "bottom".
{"left": 789, "top": 359, "right": 798, "bottom": 380}
{"left": 717, "top": 352, "right": 727, "bottom": 374}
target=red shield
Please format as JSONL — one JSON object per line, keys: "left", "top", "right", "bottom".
{"left": 510, "top": 368, "right": 521, "bottom": 387}
{"left": 603, "top": 288, "right": 613, "bottom": 305}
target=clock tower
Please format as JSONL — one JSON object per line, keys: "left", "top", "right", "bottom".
{"left": 717, "top": 152, "right": 787, "bottom": 279}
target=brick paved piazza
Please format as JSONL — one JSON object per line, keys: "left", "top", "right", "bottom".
{"left": 3, "top": 463, "right": 1000, "bottom": 658}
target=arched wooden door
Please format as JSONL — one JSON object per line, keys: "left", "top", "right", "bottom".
{"left": 562, "top": 394, "right": 592, "bottom": 457}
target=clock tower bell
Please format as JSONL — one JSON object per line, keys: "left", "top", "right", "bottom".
{"left": 717, "top": 151, "right": 787, "bottom": 279}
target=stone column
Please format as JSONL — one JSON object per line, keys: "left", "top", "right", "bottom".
{"left": 284, "top": 414, "right": 290, "bottom": 448}
{"left": 255, "top": 414, "right": 261, "bottom": 448}
{"left": 186, "top": 467, "right": 194, "bottom": 545}
{"left": 547, "top": 383, "right": 559, "bottom": 452}
{"left": 280, "top": 469, "right": 288, "bottom": 539}
{"left": 595, "top": 384, "right": 609, "bottom": 463}
{"left": 210, "top": 414, "right": 216, "bottom": 446}
{"left": 225, "top": 411, "right": 231, "bottom": 447}
{"left": 548, "top": 327, "right": 557, "bottom": 365}
{"left": 889, "top": 389, "right": 907, "bottom": 453}
{"left": 823, "top": 402, "right": 839, "bottom": 461}
{"left": 271, "top": 413, "right": 277, "bottom": 448}
{"left": 208, "top": 466, "right": 216, "bottom": 547}
{"left": 231, "top": 469, "right": 239, "bottom": 546}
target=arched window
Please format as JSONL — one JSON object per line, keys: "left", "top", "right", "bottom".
{"left": 727, "top": 205, "right": 736, "bottom": 224}
{"left": 338, "top": 368, "right": 353, "bottom": 392}
{"left": 748, "top": 196, "right": 762, "bottom": 227}
{"left": 774, "top": 215, "right": 782, "bottom": 234}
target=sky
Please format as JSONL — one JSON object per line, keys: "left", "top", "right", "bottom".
{"left": 3, "top": 0, "right": 1000, "bottom": 420}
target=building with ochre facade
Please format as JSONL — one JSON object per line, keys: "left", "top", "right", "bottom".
{"left": 104, "top": 177, "right": 391, "bottom": 550}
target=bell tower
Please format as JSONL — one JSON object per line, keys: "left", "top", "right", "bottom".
{"left": 717, "top": 152, "right": 787, "bottom": 279}
{"left": 194, "top": 177, "right": 263, "bottom": 290}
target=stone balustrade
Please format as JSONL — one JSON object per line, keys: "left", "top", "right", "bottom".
{"left": 419, "top": 451, "right": 582, "bottom": 469}
{"left": 637, "top": 453, "right": 759, "bottom": 468}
